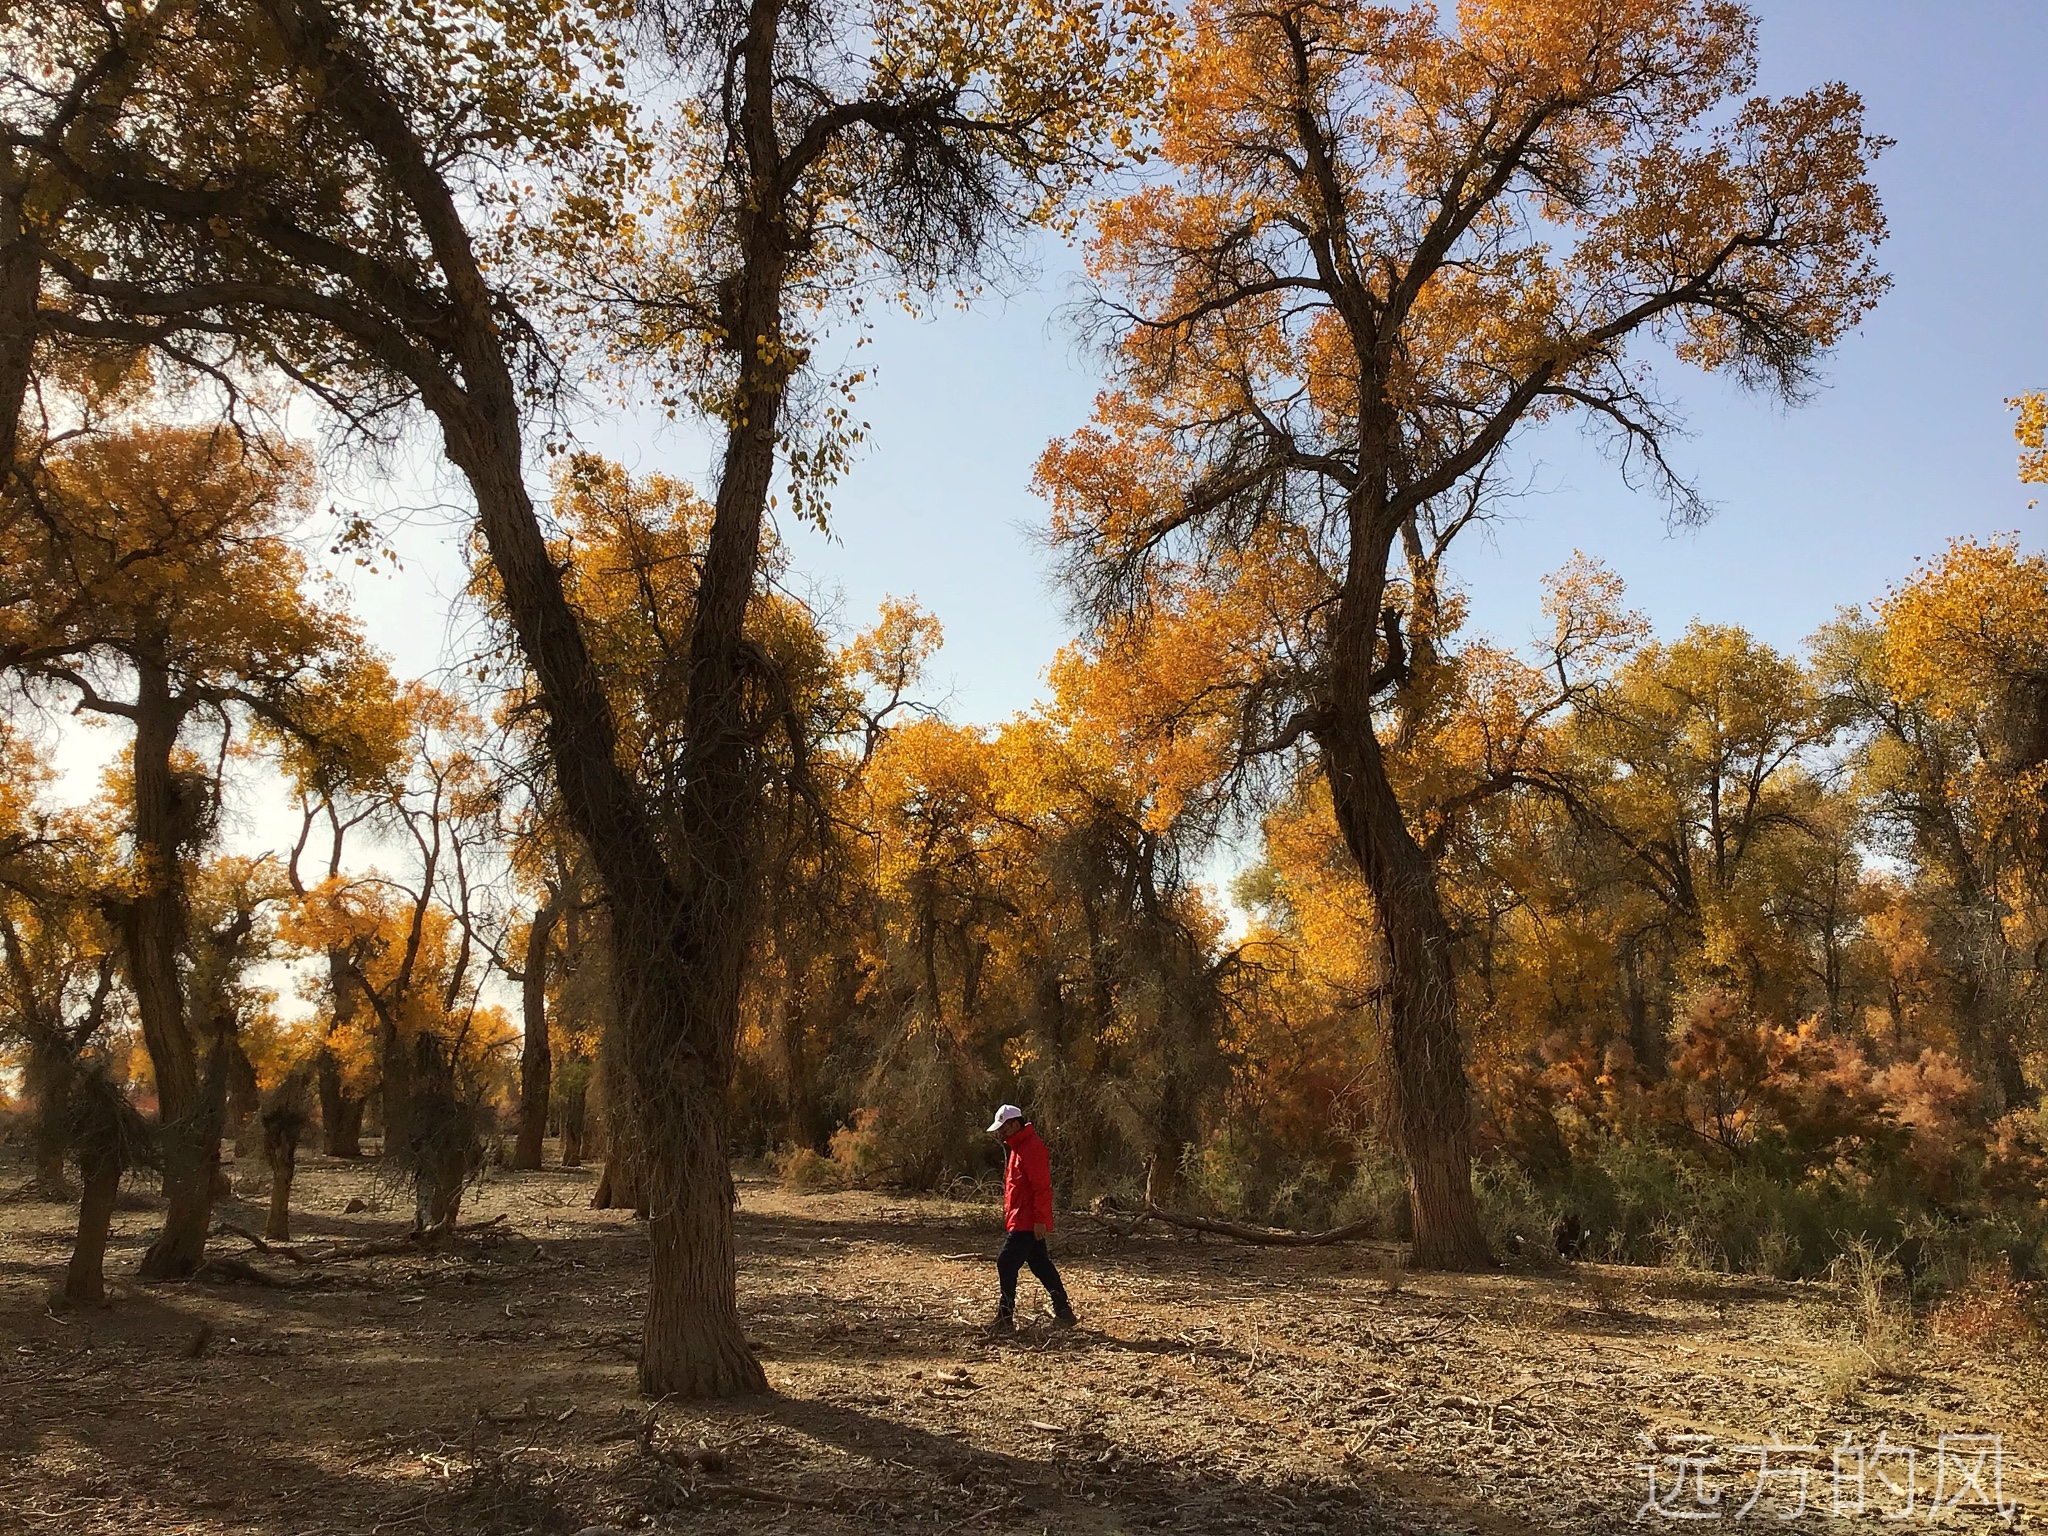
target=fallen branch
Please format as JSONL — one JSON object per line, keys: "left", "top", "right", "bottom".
{"left": 216, "top": 1223, "right": 314, "bottom": 1263}
{"left": 215, "top": 1213, "right": 509, "bottom": 1265}
{"left": 1091, "top": 1196, "right": 1379, "bottom": 1247}
{"left": 690, "top": 1483, "right": 840, "bottom": 1510}
{"left": 192, "top": 1255, "right": 296, "bottom": 1288}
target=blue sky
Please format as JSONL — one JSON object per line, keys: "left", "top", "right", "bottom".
{"left": 335, "top": 0, "right": 2047, "bottom": 728}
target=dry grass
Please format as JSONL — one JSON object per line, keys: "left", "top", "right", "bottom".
{"left": 1816, "top": 1238, "right": 1919, "bottom": 1403}
{"left": 2, "top": 1147, "right": 2043, "bottom": 1535}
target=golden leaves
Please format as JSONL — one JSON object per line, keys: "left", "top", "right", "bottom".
{"left": 2013, "top": 391, "right": 2047, "bottom": 489}
{"left": 1880, "top": 536, "right": 2048, "bottom": 723}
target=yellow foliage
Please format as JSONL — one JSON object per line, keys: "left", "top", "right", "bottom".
{"left": 2013, "top": 392, "right": 2047, "bottom": 487}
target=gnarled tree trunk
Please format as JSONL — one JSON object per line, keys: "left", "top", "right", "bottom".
{"left": 123, "top": 646, "right": 219, "bottom": 1281}
{"left": 1318, "top": 517, "right": 1488, "bottom": 1273}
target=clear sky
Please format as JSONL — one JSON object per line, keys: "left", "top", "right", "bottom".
{"left": 334, "top": 0, "right": 2046, "bottom": 728}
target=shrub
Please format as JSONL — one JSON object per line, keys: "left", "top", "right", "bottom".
{"left": 1930, "top": 1257, "right": 2048, "bottom": 1357}
{"left": 1475, "top": 1159, "right": 1558, "bottom": 1266}
{"left": 826, "top": 1109, "right": 896, "bottom": 1188}
{"left": 772, "top": 1144, "right": 845, "bottom": 1193}
{"left": 1821, "top": 1237, "right": 1918, "bottom": 1394}
{"left": 1333, "top": 1140, "right": 1410, "bottom": 1238}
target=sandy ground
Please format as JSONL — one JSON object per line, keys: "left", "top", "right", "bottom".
{"left": 1, "top": 1146, "right": 2041, "bottom": 1534}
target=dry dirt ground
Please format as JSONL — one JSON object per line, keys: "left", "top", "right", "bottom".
{"left": 2, "top": 1146, "right": 2041, "bottom": 1535}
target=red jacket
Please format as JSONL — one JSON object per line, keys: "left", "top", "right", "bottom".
{"left": 1002, "top": 1123, "right": 1056, "bottom": 1233}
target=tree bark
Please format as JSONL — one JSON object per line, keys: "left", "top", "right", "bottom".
{"left": 640, "top": 1110, "right": 759, "bottom": 1395}
{"left": 63, "top": 1141, "right": 122, "bottom": 1305}
{"left": 378, "top": 1014, "right": 413, "bottom": 1160}
{"left": 1324, "top": 727, "right": 1489, "bottom": 1269}
{"left": 228, "top": 1033, "right": 261, "bottom": 1161}
{"left": 123, "top": 644, "right": 218, "bottom": 1281}
{"left": 317, "top": 1048, "right": 364, "bottom": 1157}
{"left": 318, "top": 949, "right": 366, "bottom": 1155}
{"left": 25, "top": 1032, "right": 72, "bottom": 1199}
{"left": 0, "top": 147, "right": 54, "bottom": 485}
{"left": 513, "top": 895, "right": 560, "bottom": 1170}
{"left": 1319, "top": 515, "right": 1489, "bottom": 1272}
{"left": 263, "top": 1115, "right": 301, "bottom": 1241}
{"left": 592, "top": 1142, "right": 646, "bottom": 1213}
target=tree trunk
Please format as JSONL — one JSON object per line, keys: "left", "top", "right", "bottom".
{"left": 780, "top": 980, "right": 816, "bottom": 1150}
{"left": 228, "top": 1033, "right": 261, "bottom": 1161}
{"left": 0, "top": 157, "right": 44, "bottom": 481}
{"left": 378, "top": 1015, "right": 413, "bottom": 1160}
{"left": 641, "top": 1107, "right": 761, "bottom": 1395}
{"left": 122, "top": 646, "right": 218, "bottom": 1281}
{"left": 1320, "top": 537, "right": 1489, "bottom": 1270}
{"left": 513, "top": 896, "right": 560, "bottom": 1170}
{"left": 317, "top": 1048, "right": 365, "bottom": 1157}
{"left": 559, "top": 1058, "right": 588, "bottom": 1167}
{"left": 263, "top": 1115, "right": 301, "bottom": 1241}
{"left": 64, "top": 1142, "right": 122, "bottom": 1305}
{"left": 592, "top": 1142, "right": 646, "bottom": 1213}
{"left": 1145, "top": 1146, "right": 1181, "bottom": 1208}
{"left": 25, "top": 1033, "right": 72, "bottom": 1200}
{"left": 143, "top": 1031, "right": 229, "bottom": 1279}
{"left": 317, "top": 948, "right": 367, "bottom": 1155}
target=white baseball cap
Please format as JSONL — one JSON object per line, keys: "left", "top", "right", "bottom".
{"left": 986, "top": 1104, "right": 1024, "bottom": 1132}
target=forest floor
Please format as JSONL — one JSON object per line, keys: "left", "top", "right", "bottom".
{"left": 1, "top": 1146, "right": 2041, "bottom": 1536}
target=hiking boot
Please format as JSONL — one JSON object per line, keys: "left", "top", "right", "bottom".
{"left": 983, "top": 1311, "right": 1015, "bottom": 1337}
{"left": 1051, "top": 1305, "right": 1078, "bottom": 1330}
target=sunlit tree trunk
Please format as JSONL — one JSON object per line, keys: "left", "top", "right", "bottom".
{"left": 1319, "top": 514, "right": 1488, "bottom": 1272}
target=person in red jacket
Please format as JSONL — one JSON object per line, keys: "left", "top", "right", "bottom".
{"left": 986, "top": 1104, "right": 1076, "bottom": 1333}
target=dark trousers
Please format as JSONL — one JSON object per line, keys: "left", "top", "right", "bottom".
{"left": 997, "top": 1229, "right": 1071, "bottom": 1316}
